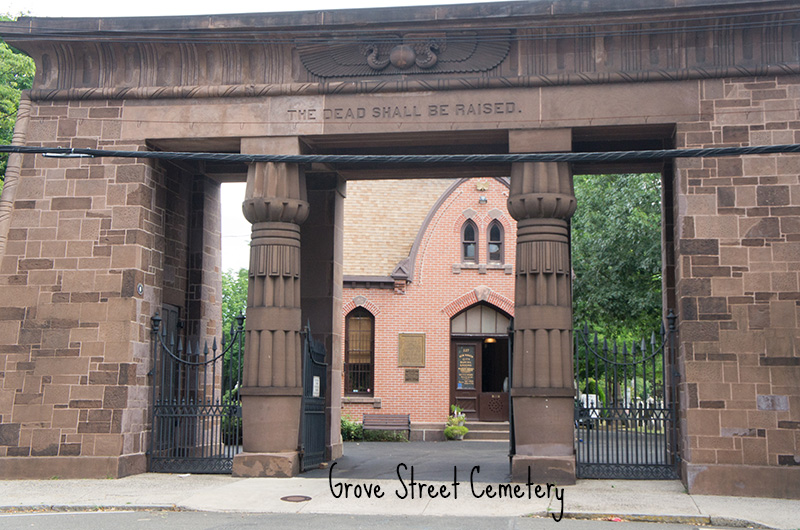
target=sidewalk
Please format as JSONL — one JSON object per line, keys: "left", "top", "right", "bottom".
{"left": 0, "top": 442, "right": 797, "bottom": 529}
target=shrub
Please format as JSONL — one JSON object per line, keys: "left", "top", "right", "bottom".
{"left": 444, "top": 425, "right": 469, "bottom": 440}
{"left": 362, "top": 430, "right": 407, "bottom": 442}
{"left": 341, "top": 416, "right": 363, "bottom": 441}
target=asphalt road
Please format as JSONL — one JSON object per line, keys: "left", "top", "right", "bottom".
{"left": 303, "top": 441, "right": 512, "bottom": 483}
{"left": 0, "top": 511, "right": 737, "bottom": 530}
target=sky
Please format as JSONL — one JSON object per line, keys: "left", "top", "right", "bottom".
{"left": 1, "top": 0, "right": 510, "bottom": 271}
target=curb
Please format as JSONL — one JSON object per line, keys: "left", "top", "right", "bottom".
{"left": 0, "top": 505, "right": 182, "bottom": 514}
{"left": 0, "top": 505, "right": 786, "bottom": 529}
{"left": 549, "top": 512, "right": 779, "bottom": 529}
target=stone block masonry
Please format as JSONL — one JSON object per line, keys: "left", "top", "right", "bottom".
{"left": 0, "top": 0, "right": 797, "bottom": 494}
{"left": 674, "top": 76, "right": 800, "bottom": 498}
{"left": 0, "top": 98, "right": 222, "bottom": 477}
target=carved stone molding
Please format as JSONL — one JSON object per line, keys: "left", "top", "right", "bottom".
{"left": 297, "top": 31, "right": 510, "bottom": 78}
{"left": 4, "top": 7, "right": 799, "bottom": 99}
{"left": 22, "top": 62, "right": 800, "bottom": 101}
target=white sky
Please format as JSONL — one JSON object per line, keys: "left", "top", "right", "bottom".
{"left": 1, "top": 0, "right": 508, "bottom": 271}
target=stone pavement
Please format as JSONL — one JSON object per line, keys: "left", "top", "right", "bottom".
{"left": 0, "top": 442, "right": 797, "bottom": 529}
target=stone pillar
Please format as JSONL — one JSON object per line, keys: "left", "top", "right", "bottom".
{"left": 232, "top": 137, "right": 309, "bottom": 477}
{"left": 507, "top": 130, "right": 577, "bottom": 484}
{"left": 301, "top": 174, "right": 346, "bottom": 462}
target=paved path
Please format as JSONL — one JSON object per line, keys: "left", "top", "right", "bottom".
{"left": 0, "top": 442, "right": 797, "bottom": 529}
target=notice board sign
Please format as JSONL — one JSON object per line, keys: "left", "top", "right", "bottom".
{"left": 457, "top": 345, "right": 475, "bottom": 389}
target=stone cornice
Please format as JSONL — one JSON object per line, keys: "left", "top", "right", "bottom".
{"left": 22, "top": 63, "right": 800, "bottom": 101}
{"left": 0, "top": 0, "right": 792, "bottom": 36}
{"left": 1, "top": 1, "right": 798, "bottom": 99}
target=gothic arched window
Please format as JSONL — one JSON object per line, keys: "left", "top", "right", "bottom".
{"left": 462, "top": 220, "right": 478, "bottom": 263}
{"left": 488, "top": 221, "right": 504, "bottom": 264}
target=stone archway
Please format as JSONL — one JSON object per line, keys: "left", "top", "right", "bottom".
{"left": 1, "top": 1, "right": 799, "bottom": 498}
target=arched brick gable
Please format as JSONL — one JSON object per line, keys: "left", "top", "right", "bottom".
{"left": 342, "top": 295, "right": 380, "bottom": 316}
{"left": 442, "top": 286, "right": 514, "bottom": 318}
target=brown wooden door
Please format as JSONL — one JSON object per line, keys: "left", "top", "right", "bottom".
{"left": 451, "top": 341, "right": 481, "bottom": 420}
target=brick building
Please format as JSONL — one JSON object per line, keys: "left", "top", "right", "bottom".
{"left": 340, "top": 178, "right": 516, "bottom": 438}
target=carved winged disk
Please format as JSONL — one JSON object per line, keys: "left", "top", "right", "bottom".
{"left": 298, "top": 31, "right": 511, "bottom": 78}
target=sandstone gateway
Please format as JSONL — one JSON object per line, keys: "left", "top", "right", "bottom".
{"left": 0, "top": 0, "right": 798, "bottom": 498}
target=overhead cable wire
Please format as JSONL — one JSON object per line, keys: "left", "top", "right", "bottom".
{"left": 2, "top": 143, "right": 800, "bottom": 165}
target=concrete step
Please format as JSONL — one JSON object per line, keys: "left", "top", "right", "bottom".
{"left": 464, "top": 421, "right": 510, "bottom": 432}
{"left": 463, "top": 422, "right": 510, "bottom": 441}
{"left": 464, "top": 429, "right": 509, "bottom": 441}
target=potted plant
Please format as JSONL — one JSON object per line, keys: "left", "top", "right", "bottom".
{"left": 450, "top": 404, "right": 466, "bottom": 426}
{"left": 444, "top": 405, "right": 469, "bottom": 440}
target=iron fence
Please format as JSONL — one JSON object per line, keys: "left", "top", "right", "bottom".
{"left": 149, "top": 312, "right": 245, "bottom": 473}
{"left": 574, "top": 312, "right": 679, "bottom": 479}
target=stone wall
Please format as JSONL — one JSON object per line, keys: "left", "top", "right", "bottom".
{"left": 674, "top": 76, "right": 800, "bottom": 497}
{"left": 0, "top": 99, "right": 222, "bottom": 477}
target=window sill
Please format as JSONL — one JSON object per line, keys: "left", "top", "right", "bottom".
{"left": 452, "top": 263, "right": 513, "bottom": 274}
{"left": 342, "top": 396, "right": 382, "bottom": 408}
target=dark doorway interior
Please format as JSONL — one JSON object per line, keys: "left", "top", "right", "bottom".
{"left": 450, "top": 337, "right": 509, "bottom": 422}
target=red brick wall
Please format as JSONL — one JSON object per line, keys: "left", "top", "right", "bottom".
{"left": 341, "top": 178, "right": 515, "bottom": 424}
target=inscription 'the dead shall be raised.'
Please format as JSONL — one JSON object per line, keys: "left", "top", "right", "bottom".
{"left": 287, "top": 102, "right": 520, "bottom": 121}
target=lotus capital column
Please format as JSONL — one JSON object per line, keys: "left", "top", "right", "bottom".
{"left": 233, "top": 154, "right": 309, "bottom": 477}
{"left": 508, "top": 130, "right": 577, "bottom": 484}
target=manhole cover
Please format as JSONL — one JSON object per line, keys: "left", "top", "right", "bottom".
{"left": 281, "top": 495, "right": 312, "bottom": 503}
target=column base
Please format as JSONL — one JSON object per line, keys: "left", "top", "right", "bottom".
{"left": 685, "top": 462, "right": 800, "bottom": 498}
{"left": 511, "top": 455, "right": 576, "bottom": 485}
{"left": 232, "top": 451, "right": 300, "bottom": 477}
{"left": 0, "top": 454, "right": 146, "bottom": 479}
{"left": 328, "top": 441, "right": 343, "bottom": 461}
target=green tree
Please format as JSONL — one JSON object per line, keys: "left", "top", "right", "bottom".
{"left": 571, "top": 173, "right": 663, "bottom": 339}
{"left": 1, "top": 15, "right": 36, "bottom": 194}
{"left": 221, "top": 268, "right": 248, "bottom": 391}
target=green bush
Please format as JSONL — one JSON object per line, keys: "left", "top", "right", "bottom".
{"left": 363, "top": 430, "right": 407, "bottom": 442}
{"left": 584, "top": 378, "right": 606, "bottom": 407}
{"left": 444, "top": 425, "right": 468, "bottom": 440}
{"left": 341, "top": 416, "right": 363, "bottom": 441}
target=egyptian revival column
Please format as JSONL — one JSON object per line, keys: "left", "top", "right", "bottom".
{"left": 507, "top": 130, "right": 577, "bottom": 484}
{"left": 232, "top": 138, "right": 309, "bottom": 477}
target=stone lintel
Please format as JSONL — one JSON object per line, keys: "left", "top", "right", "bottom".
{"left": 509, "top": 128, "right": 572, "bottom": 153}
{"left": 241, "top": 136, "right": 303, "bottom": 156}
{"left": 232, "top": 451, "right": 300, "bottom": 478}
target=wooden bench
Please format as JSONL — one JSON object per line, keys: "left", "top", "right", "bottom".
{"left": 362, "top": 413, "right": 410, "bottom": 439}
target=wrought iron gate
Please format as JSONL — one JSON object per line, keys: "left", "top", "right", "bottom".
{"left": 149, "top": 312, "right": 244, "bottom": 473}
{"left": 508, "top": 318, "right": 515, "bottom": 472}
{"left": 574, "top": 311, "right": 679, "bottom": 479}
{"left": 300, "top": 323, "right": 328, "bottom": 472}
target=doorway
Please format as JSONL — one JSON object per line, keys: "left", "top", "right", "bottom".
{"left": 450, "top": 304, "right": 510, "bottom": 422}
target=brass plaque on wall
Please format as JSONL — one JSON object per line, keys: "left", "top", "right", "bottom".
{"left": 398, "top": 333, "right": 425, "bottom": 367}
{"left": 404, "top": 369, "right": 420, "bottom": 383}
